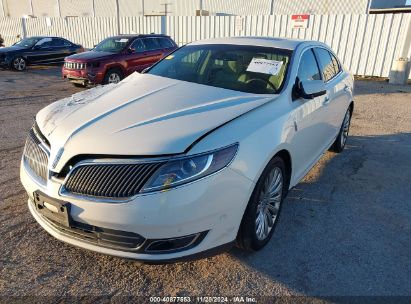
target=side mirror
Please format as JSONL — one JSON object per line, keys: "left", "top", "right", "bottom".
{"left": 294, "top": 79, "right": 326, "bottom": 100}
{"left": 33, "top": 45, "right": 41, "bottom": 50}
{"left": 127, "top": 47, "right": 136, "bottom": 54}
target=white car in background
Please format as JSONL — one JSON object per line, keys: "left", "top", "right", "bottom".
{"left": 20, "top": 37, "right": 354, "bottom": 262}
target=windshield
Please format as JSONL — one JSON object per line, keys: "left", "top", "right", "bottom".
{"left": 94, "top": 37, "right": 130, "bottom": 53}
{"left": 14, "top": 37, "right": 41, "bottom": 48}
{"left": 148, "top": 44, "right": 292, "bottom": 94}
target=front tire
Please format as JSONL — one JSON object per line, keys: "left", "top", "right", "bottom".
{"left": 330, "top": 107, "right": 352, "bottom": 153}
{"left": 103, "top": 68, "right": 123, "bottom": 85}
{"left": 12, "top": 57, "right": 26, "bottom": 71}
{"left": 237, "top": 156, "right": 287, "bottom": 251}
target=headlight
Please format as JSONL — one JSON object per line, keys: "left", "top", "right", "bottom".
{"left": 141, "top": 144, "right": 238, "bottom": 193}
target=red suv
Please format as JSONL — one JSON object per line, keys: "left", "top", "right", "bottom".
{"left": 62, "top": 34, "right": 177, "bottom": 86}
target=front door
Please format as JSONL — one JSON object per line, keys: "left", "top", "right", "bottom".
{"left": 289, "top": 48, "right": 331, "bottom": 181}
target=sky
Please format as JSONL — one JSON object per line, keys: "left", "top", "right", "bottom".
{"left": 407, "top": 0, "right": 411, "bottom": 5}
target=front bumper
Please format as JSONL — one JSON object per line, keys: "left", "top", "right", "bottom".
{"left": 62, "top": 67, "right": 104, "bottom": 85}
{"left": 21, "top": 158, "right": 254, "bottom": 262}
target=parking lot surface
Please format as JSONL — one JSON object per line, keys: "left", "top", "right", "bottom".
{"left": 1, "top": 67, "right": 410, "bottom": 298}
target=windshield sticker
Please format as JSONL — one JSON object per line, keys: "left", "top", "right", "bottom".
{"left": 246, "top": 58, "right": 283, "bottom": 76}
{"left": 117, "top": 39, "right": 129, "bottom": 43}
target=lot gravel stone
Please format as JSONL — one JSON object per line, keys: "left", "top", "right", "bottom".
{"left": 0, "top": 67, "right": 410, "bottom": 299}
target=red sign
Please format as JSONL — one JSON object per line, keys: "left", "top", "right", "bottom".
{"left": 291, "top": 14, "right": 310, "bottom": 29}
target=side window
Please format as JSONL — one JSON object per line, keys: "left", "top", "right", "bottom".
{"left": 142, "top": 38, "right": 160, "bottom": 51}
{"left": 315, "top": 48, "right": 337, "bottom": 82}
{"left": 297, "top": 49, "right": 321, "bottom": 82}
{"left": 51, "top": 38, "right": 66, "bottom": 47}
{"left": 330, "top": 52, "right": 341, "bottom": 74}
{"left": 130, "top": 39, "right": 146, "bottom": 52}
{"left": 158, "top": 38, "right": 173, "bottom": 49}
{"left": 63, "top": 39, "right": 72, "bottom": 47}
{"left": 36, "top": 37, "right": 52, "bottom": 47}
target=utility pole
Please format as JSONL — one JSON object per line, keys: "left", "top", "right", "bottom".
{"left": 142, "top": 0, "right": 145, "bottom": 16}
{"left": 270, "top": 0, "right": 275, "bottom": 15}
{"left": 56, "top": 0, "right": 61, "bottom": 17}
{"left": 1, "top": 0, "right": 6, "bottom": 17}
{"left": 160, "top": 2, "right": 172, "bottom": 16}
{"left": 91, "top": 0, "right": 95, "bottom": 17}
{"left": 28, "top": 0, "right": 33, "bottom": 16}
{"left": 115, "top": 0, "right": 120, "bottom": 34}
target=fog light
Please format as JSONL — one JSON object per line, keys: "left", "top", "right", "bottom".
{"left": 145, "top": 232, "right": 207, "bottom": 253}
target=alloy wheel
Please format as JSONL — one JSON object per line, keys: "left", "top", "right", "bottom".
{"left": 255, "top": 166, "right": 283, "bottom": 241}
{"left": 108, "top": 73, "right": 121, "bottom": 84}
{"left": 341, "top": 109, "right": 351, "bottom": 147}
{"left": 13, "top": 58, "right": 26, "bottom": 71}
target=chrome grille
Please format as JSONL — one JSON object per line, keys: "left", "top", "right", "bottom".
{"left": 64, "top": 162, "right": 163, "bottom": 198}
{"left": 23, "top": 128, "right": 49, "bottom": 183}
{"left": 64, "top": 61, "right": 86, "bottom": 70}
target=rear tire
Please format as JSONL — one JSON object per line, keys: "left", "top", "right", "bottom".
{"left": 330, "top": 107, "right": 352, "bottom": 153}
{"left": 103, "top": 68, "right": 123, "bottom": 85}
{"left": 12, "top": 57, "right": 26, "bottom": 71}
{"left": 237, "top": 156, "right": 287, "bottom": 251}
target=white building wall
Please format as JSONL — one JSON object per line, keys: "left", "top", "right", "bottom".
{"left": 32, "top": 0, "right": 58, "bottom": 17}
{"left": 119, "top": 0, "right": 144, "bottom": 16}
{"left": 273, "top": 0, "right": 370, "bottom": 14}
{"left": 60, "top": 0, "right": 93, "bottom": 17}
{"left": 201, "top": 0, "right": 272, "bottom": 15}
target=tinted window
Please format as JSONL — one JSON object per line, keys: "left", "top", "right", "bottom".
{"left": 130, "top": 39, "right": 146, "bottom": 52}
{"left": 315, "top": 48, "right": 337, "bottom": 82}
{"left": 142, "top": 38, "right": 160, "bottom": 51}
{"left": 158, "top": 38, "right": 174, "bottom": 48}
{"left": 149, "top": 44, "right": 292, "bottom": 94}
{"left": 51, "top": 38, "right": 66, "bottom": 47}
{"left": 297, "top": 49, "right": 321, "bottom": 81}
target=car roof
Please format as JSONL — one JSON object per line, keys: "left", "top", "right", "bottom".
{"left": 189, "top": 37, "right": 327, "bottom": 51}
{"left": 108, "top": 34, "right": 171, "bottom": 40}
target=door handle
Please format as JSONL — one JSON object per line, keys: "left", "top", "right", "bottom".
{"left": 323, "top": 96, "right": 330, "bottom": 105}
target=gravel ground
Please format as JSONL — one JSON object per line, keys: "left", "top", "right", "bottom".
{"left": 0, "top": 66, "right": 410, "bottom": 299}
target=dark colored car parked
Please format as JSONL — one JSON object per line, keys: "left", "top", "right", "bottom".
{"left": 0, "top": 36, "right": 83, "bottom": 71}
{"left": 62, "top": 34, "right": 178, "bottom": 86}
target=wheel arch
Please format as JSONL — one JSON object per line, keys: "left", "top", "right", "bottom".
{"left": 273, "top": 149, "right": 292, "bottom": 194}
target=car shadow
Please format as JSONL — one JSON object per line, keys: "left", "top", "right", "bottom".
{"left": 227, "top": 133, "right": 411, "bottom": 296}
{"left": 354, "top": 80, "right": 411, "bottom": 95}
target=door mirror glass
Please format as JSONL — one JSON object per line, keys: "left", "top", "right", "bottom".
{"left": 297, "top": 80, "right": 326, "bottom": 99}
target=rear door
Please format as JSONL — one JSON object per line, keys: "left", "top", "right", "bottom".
{"left": 290, "top": 48, "right": 331, "bottom": 181}
{"left": 313, "top": 47, "right": 350, "bottom": 139}
{"left": 48, "top": 38, "right": 72, "bottom": 62}
{"left": 141, "top": 37, "right": 165, "bottom": 67}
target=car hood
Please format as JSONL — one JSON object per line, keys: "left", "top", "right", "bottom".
{"left": 66, "top": 50, "right": 114, "bottom": 61}
{"left": 0, "top": 46, "right": 26, "bottom": 54}
{"left": 36, "top": 73, "right": 277, "bottom": 172}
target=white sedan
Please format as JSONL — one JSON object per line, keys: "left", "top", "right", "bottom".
{"left": 20, "top": 37, "right": 354, "bottom": 262}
